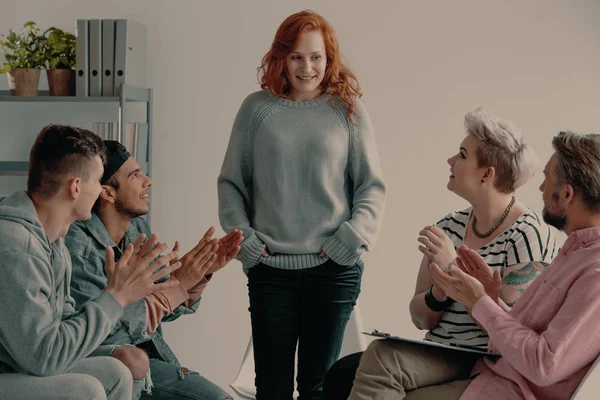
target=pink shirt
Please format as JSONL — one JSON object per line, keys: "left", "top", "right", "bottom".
{"left": 144, "top": 274, "right": 211, "bottom": 333}
{"left": 461, "top": 227, "right": 600, "bottom": 400}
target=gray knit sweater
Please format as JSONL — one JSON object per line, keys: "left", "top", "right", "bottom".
{"left": 218, "top": 89, "right": 386, "bottom": 272}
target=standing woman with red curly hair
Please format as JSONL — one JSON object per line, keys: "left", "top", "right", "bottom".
{"left": 218, "top": 9, "right": 386, "bottom": 400}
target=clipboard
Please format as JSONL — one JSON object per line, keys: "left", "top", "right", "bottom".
{"left": 363, "top": 330, "right": 500, "bottom": 357}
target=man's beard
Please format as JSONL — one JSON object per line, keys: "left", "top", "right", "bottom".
{"left": 542, "top": 195, "right": 566, "bottom": 231}
{"left": 115, "top": 197, "right": 148, "bottom": 219}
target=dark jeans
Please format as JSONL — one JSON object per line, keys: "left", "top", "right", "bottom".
{"left": 322, "top": 352, "right": 363, "bottom": 400}
{"left": 248, "top": 260, "right": 363, "bottom": 400}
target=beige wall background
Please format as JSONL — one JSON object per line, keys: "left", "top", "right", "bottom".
{"left": 1, "top": 0, "right": 599, "bottom": 394}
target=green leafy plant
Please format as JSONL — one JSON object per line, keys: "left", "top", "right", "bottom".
{"left": 0, "top": 21, "right": 46, "bottom": 73}
{"left": 43, "top": 27, "right": 76, "bottom": 70}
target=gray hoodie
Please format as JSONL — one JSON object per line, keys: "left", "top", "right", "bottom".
{"left": 0, "top": 191, "right": 123, "bottom": 376}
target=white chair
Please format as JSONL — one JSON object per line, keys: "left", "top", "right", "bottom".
{"left": 570, "top": 354, "right": 600, "bottom": 399}
{"left": 230, "top": 305, "right": 367, "bottom": 400}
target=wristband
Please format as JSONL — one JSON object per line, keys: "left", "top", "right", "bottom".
{"left": 424, "top": 285, "right": 453, "bottom": 311}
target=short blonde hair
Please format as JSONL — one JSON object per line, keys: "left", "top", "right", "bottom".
{"left": 465, "top": 107, "right": 537, "bottom": 193}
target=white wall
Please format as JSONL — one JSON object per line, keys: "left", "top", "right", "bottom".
{"left": 1, "top": 0, "right": 600, "bottom": 393}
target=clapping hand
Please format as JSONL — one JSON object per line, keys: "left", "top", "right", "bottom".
{"left": 418, "top": 225, "right": 457, "bottom": 271}
{"left": 208, "top": 228, "right": 243, "bottom": 274}
{"left": 455, "top": 245, "right": 501, "bottom": 302}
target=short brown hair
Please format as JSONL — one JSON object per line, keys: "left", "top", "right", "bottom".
{"left": 552, "top": 131, "right": 600, "bottom": 212}
{"left": 27, "top": 125, "right": 106, "bottom": 199}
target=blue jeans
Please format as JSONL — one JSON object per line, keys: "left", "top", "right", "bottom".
{"left": 139, "top": 358, "right": 232, "bottom": 400}
{"left": 248, "top": 260, "right": 363, "bottom": 400}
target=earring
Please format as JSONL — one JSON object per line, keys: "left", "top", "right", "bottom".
{"left": 481, "top": 179, "right": 484, "bottom": 183}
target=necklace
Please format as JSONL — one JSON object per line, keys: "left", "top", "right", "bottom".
{"left": 472, "top": 195, "right": 516, "bottom": 239}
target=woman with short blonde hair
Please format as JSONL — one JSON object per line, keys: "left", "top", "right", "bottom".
{"left": 325, "top": 108, "right": 558, "bottom": 400}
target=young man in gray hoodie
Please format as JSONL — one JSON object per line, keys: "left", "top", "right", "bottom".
{"left": 0, "top": 125, "right": 182, "bottom": 400}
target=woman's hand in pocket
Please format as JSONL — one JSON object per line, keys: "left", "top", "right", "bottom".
{"left": 256, "top": 250, "right": 270, "bottom": 264}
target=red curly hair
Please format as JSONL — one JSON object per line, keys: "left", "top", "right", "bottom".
{"left": 258, "top": 10, "right": 362, "bottom": 121}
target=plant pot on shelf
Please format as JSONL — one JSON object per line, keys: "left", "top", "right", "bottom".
{"left": 46, "top": 69, "right": 75, "bottom": 96}
{"left": 6, "top": 68, "right": 41, "bottom": 96}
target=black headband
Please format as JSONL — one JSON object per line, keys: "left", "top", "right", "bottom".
{"left": 101, "top": 140, "right": 131, "bottom": 184}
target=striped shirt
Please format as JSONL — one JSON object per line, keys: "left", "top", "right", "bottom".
{"left": 424, "top": 207, "right": 559, "bottom": 350}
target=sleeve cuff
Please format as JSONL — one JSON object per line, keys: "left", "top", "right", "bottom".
{"left": 192, "top": 273, "right": 212, "bottom": 288}
{"left": 322, "top": 235, "right": 361, "bottom": 266}
{"left": 237, "top": 234, "right": 266, "bottom": 268}
{"left": 187, "top": 274, "right": 212, "bottom": 298}
{"left": 471, "top": 295, "right": 505, "bottom": 329}
{"left": 160, "top": 281, "right": 190, "bottom": 312}
{"left": 497, "top": 298, "right": 512, "bottom": 313}
{"left": 97, "top": 291, "right": 124, "bottom": 321}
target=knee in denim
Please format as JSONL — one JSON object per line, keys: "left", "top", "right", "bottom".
{"left": 111, "top": 345, "right": 150, "bottom": 380}
{"left": 177, "top": 367, "right": 200, "bottom": 380}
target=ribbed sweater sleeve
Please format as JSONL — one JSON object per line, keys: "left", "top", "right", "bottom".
{"left": 322, "top": 98, "right": 386, "bottom": 264}
{"left": 218, "top": 92, "right": 274, "bottom": 266}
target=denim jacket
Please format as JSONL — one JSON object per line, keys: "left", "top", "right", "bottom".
{"left": 65, "top": 212, "right": 201, "bottom": 365}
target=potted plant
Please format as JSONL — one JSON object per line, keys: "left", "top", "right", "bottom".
{"left": 43, "top": 27, "right": 76, "bottom": 96}
{"left": 0, "top": 21, "right": 46, "bottom": 96}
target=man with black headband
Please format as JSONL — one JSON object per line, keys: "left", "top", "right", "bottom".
{"left": 65, "top": 140, "right": 242, "bottom": 400}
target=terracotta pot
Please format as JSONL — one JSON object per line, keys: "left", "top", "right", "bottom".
{"left": 6, "top": 68, "right": 41, "bottom": 96}
{"left": 47, "top": 69, "right": 76, "bottom": 96}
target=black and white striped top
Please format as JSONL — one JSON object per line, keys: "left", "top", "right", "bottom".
{"left": 424, "top": 207, "right": 559, "bottom": 350}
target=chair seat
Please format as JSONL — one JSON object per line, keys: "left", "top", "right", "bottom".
{"left": 570, "top": 355, "right": 600, "bottom": 399}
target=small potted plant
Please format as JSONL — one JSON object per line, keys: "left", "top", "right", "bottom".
{"left": 43, "top": 27, "right": 76, "bottom": 96}
{"left": 0, "top": 21, "right": 46, "bottom": 96}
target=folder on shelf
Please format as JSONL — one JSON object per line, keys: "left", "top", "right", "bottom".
{"left": 113, "top": 19, "right": 147, "bottom": 96}
{"left": 88, "top": 19, "right": 102, "bottom": 97}
{"left": 101, "top": 19, "right": 115, "bottom": 96}
{"left": 75, "top": 19, "right": 89, "bottom": 97}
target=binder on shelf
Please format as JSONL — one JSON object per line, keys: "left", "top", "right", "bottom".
{"left": 113, "top": 19, "right": 147, "bottom": 96}
{"left": 101, "top": 19, "right": 115, "bottom": 96}
{"left": 88, "top": 19, "right": 102, "bottom": 97}
{"left": 75, "top": 19, "right": 89, "bottom": 97}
